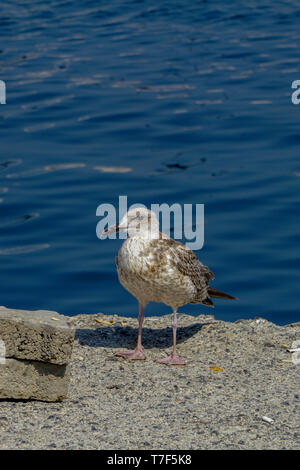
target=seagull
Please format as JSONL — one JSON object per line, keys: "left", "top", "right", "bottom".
{"left": 102, "top": 207, "right": 235, "bottom": 365}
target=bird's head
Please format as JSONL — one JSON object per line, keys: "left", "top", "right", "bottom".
{"left": 102, "top": 206, "right": 159, "bottom": 238}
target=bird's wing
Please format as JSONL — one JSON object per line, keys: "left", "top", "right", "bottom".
{"left": 150, "top": 237, "right": 215, "bottom": 304}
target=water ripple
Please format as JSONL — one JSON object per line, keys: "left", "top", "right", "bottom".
{"left": 6, "top": 163, "right": 86, "bottom": 179}
{"left": 0, "top": 244, "right": 50, "bottom": 255}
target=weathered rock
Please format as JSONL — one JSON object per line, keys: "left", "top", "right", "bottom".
{"left": 0, "top": 307, "right": 74, "bottom": 402}
{"left": 0, "top": 307, "right": 74, "bottom": 365}
{"left": 0, "top": 358, "right": 70, "bottom": 402}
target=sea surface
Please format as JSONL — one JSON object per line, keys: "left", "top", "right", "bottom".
{"left": 0, "top": 0, "right": 300, "bottom": 324}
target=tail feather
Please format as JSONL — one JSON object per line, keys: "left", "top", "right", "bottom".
{"left": 208, "top": 287, "right": 236, "bottom": 300}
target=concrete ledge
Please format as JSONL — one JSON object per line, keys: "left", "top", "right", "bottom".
{"left": 0, "top": 307, "right": 74, "bottom": 402}
{"left": 0, "top": 358, "right": 70, "bottom": 402}
{"left": 0, "top": 307, "right": 74, "bottom": 365}
{"left": 0, "top": 312, "right": 299, "bottom": 448}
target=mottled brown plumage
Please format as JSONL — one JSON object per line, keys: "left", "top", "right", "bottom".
{"left": 103, "top": 207, "right": 236, "bottom": 365}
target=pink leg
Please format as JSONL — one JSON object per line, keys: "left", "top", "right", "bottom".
{"left": 115, "top": 303, "right": 146, "bottom": 360}
{"left": 156, "top": 311, "right": 186, "bottom": 365}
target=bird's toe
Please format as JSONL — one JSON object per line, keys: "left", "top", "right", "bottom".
{"left": 156, "top": 353, "right": 186, "bottom": 366}
{"left": 115, "top": 348, "right": 146, "bottom": 360}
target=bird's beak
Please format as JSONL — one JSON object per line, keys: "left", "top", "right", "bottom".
{"left": 101, "top": 222, "right": 130, "bottom": 238}
{"left": 101, "top": 223, "right": 120, "bottom": 238}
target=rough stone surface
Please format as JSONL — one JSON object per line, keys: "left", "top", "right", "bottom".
{"left": 0, "top": 312, "right": 299, "bottom": 449}
{"left": 0, "top": 358, "right": 70, "bottom": 402}
{"left": 0, "top": 307, "right": 74, "bottom": 365}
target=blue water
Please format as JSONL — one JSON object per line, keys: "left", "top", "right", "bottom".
{"left": 0, "top": 0, "right": 299, "bottom": 325}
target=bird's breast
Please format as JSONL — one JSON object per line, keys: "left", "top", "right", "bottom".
{"left": 117, "top": 238, "right": 167, "bottom": 280}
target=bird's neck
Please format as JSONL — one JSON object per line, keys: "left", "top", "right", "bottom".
{"left": 130, "top": 229, "right": 160, "bottom": 239}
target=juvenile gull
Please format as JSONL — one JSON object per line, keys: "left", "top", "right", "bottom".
{"left": 102, "top": 207, "right": 235, "bottom": 365}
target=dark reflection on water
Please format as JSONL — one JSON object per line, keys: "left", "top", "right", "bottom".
{"left": 0, "top": 0, "right": 300, "bottom": 324}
